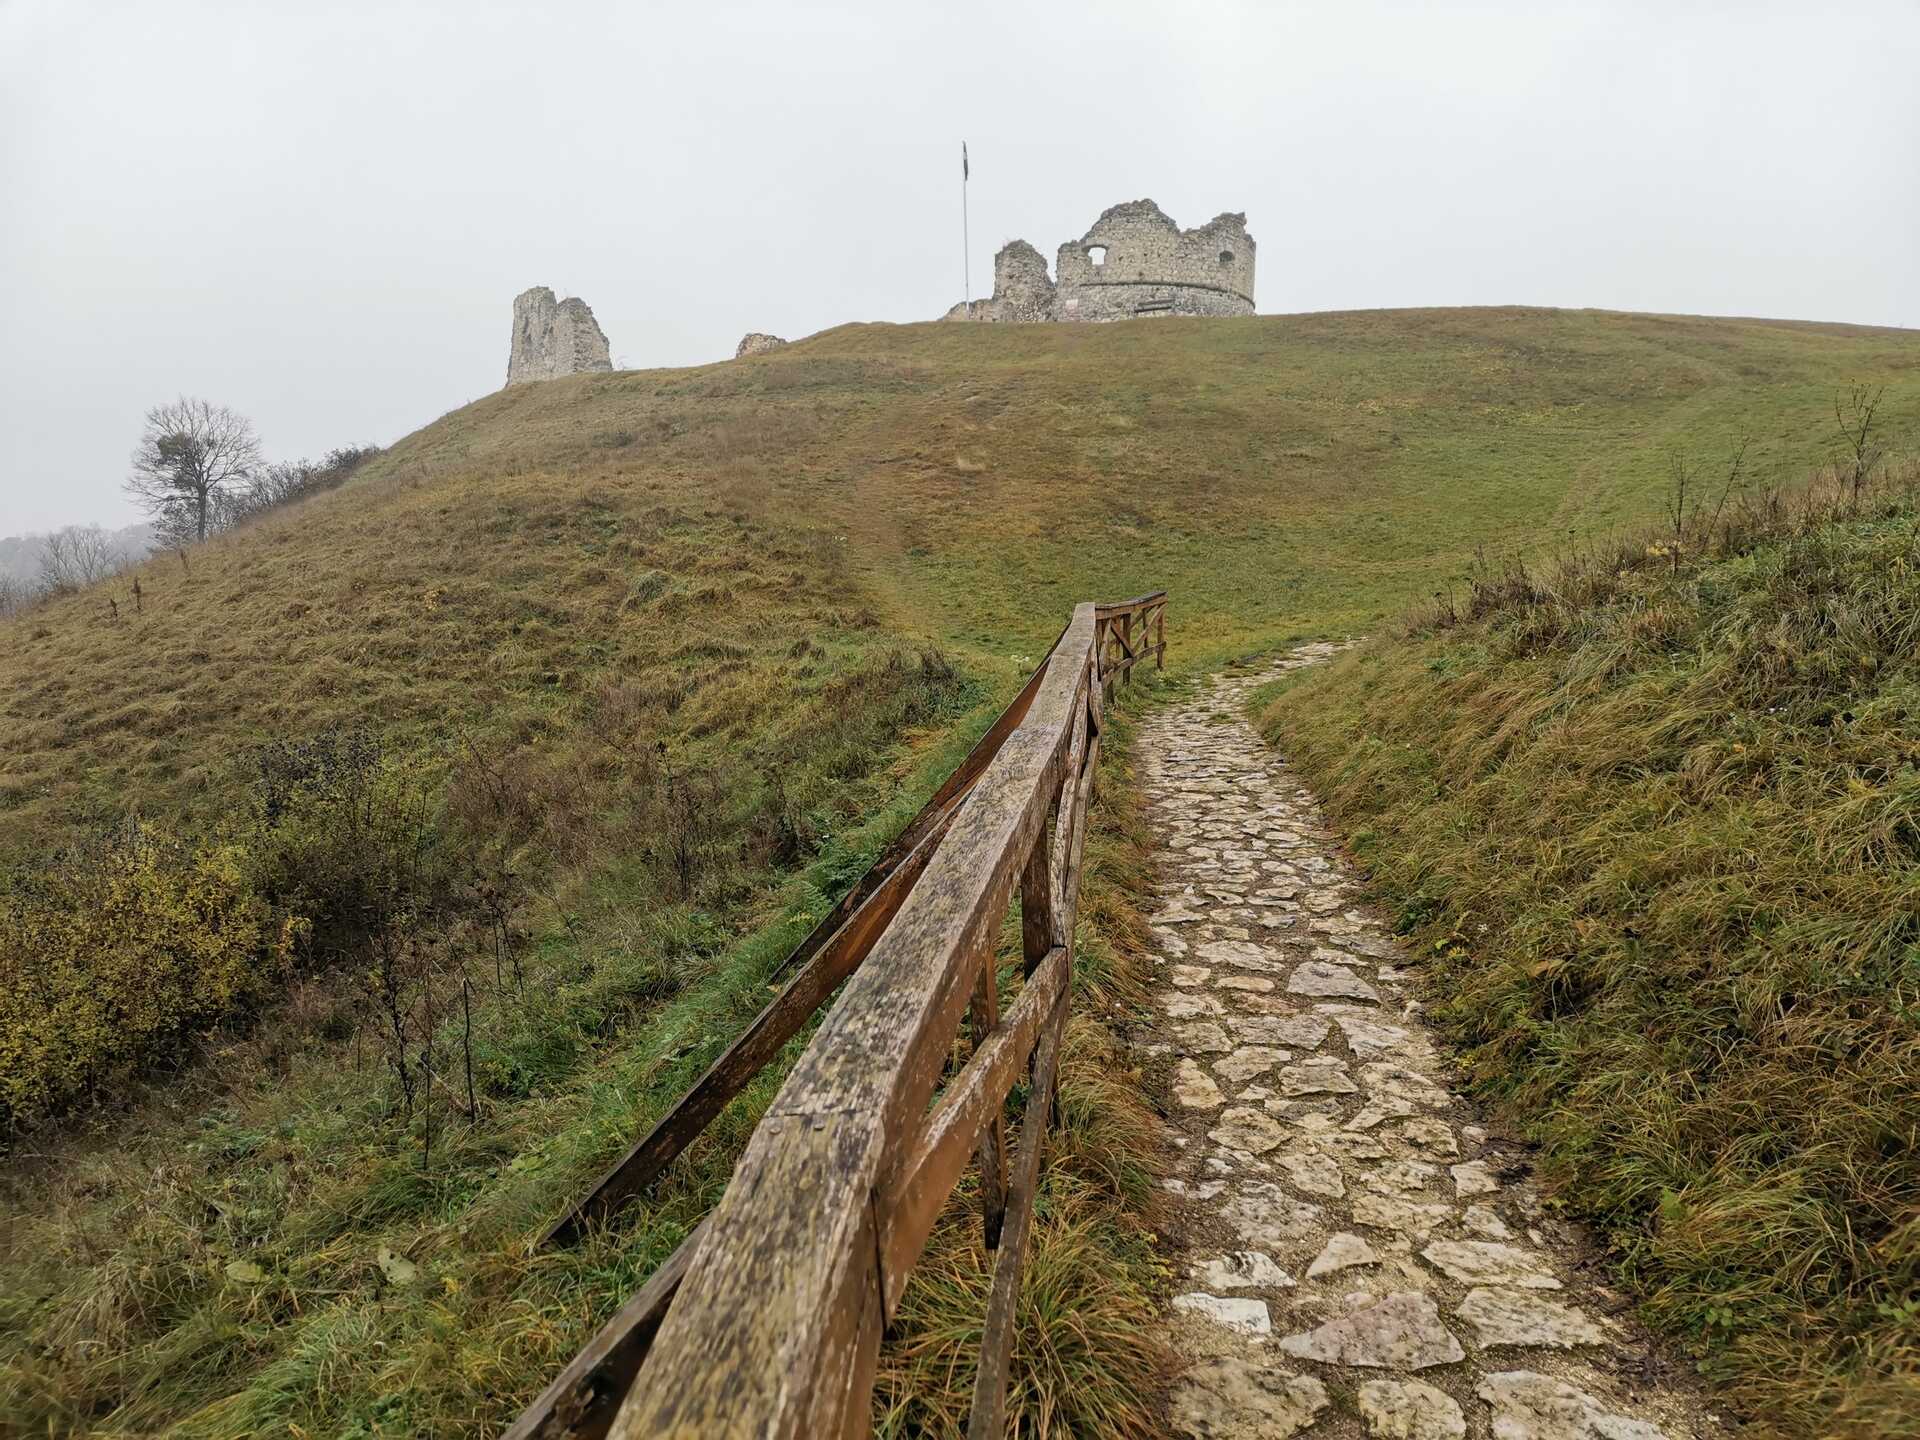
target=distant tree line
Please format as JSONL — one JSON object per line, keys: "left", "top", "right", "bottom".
{"left": 0, "top": 396, "right": 379, "bottom": 619}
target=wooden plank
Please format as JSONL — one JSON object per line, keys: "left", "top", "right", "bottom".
{"left": 967, "top": 957, "right": 1009, "bottom": 1250}
{"left": 540, "top": 810, "right": 956, "bottom": 1247}
{"left": 610, "top": 610, "right": 1096, "bottom": 1440}
{"left": 1091, "top": 589, "right": 1166, "bottom": 619}
{"left": 502, "top": 1221, "right": 706, "bottom": 1440}
{"left": 874, "top": 944, "right": 1068, "bottom": 1316}
{"left": 965, "top": 989, "right": 1069, "bottom": 1440}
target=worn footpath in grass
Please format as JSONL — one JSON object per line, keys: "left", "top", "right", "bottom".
{"left": 1255, "top": 466, "right": 1920, "bottom": 1438}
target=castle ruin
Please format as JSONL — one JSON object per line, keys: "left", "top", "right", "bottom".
{"left": 945, "top": 200, "right": 1255, "bottom": 324}
{"left": 505, "top": 286, "right": 613, "bottom": 386}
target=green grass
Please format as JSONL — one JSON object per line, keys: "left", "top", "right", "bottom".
{"left": 1256, "top": 465, "right": 1920, "bottom": 1438}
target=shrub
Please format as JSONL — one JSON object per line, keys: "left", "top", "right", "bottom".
{"left": 0, "top": 826, "right": 301, "bottom": 1128}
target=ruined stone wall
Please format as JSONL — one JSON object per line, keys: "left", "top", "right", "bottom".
{"left": 734, "top": 332, "right": 789, "bottom": 358}
{"left": 505, "top": 286, "right": 613, "bottom": 386}
{"left": 1053, "top": 201, "right": 1254, "bottom": 322}
{"left": 942, "top": 201, "right": 1254, "bottom": 325}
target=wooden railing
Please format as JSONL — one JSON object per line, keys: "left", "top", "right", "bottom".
{"left": 508, "top": 592, "right": 1167, "bottom": 1440}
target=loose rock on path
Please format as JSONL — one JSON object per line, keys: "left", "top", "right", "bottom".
{"left": 1139, "top": 645, "right": 1727, "bottom": 1440}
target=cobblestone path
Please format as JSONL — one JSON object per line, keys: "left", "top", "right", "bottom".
{"left": 1138, "top": 647, "right": 1724, "bottom": 1440}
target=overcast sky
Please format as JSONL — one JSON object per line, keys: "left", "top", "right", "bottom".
{"left": 3, "top": 0, "right": 1917, "bottom": 533}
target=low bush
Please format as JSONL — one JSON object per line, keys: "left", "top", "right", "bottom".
{"left": 0, "top": 826, "right": 302, "bottom": 1128}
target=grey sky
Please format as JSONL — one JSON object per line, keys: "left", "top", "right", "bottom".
{"left": 4, "top": 0, "right": 1917, "bottom": 534}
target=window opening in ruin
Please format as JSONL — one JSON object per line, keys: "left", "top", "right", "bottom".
{"left": 1087, "top": 245, "right": 1108, "bottom": 267}
{"left": 1219, "top": 249, "right": 1234, "bottom": 266}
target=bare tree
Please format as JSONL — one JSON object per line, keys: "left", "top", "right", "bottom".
{"left": 0, "top": 574, "right": 26, "bottom": 619}
{"left": 36, "top": 525, "right": 119, "bottom": 595}
{"left": 125, "top": 397, "right": 262, "bottom": 544}
{"left": 1833, "top": 384, "right": 1885, "bottom": 501}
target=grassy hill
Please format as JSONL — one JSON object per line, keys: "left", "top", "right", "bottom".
{"left": 2, "top": 307, "right": 1917, "bottom": 1436}
{"left": 7, "top": 307, "right": 1919, "bottom": 853}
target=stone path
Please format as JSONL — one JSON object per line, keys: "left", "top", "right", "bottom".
{"left": 1138, "top": 647, "right": 1726, "bottom": 1440}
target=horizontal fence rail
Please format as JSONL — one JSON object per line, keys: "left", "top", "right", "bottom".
{"left": 509, "top": 592, "right": 1167, "bottom": 1440}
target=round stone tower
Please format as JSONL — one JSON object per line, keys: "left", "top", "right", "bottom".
{"left": 1052, "top": 200, "right": 1255, "bottom": 322}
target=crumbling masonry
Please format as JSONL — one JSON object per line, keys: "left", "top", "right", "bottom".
{"left": 945, "top": 200, "right": 1255, "bottom": 324}
{"left": 505, "top": 286, "right": 613, "bottom": 386}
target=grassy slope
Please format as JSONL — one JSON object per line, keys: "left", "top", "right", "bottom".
{"left": 3, "top": 308, "right": 1919, "bottom": 1435}
{"left": 1256, "top": 477, "right": 1920, "bottom": 1437}
{"left": 8, "top": 308, "right": 1919, "bottom": 847}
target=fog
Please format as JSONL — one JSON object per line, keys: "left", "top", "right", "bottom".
{"left": 3, "top": 0, "right": 1916, "bottom": 533}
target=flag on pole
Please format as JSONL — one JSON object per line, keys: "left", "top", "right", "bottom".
{"left": 962, "top": 141, "right": 969, "bottom": 181}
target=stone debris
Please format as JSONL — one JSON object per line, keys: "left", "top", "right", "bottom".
{"left": 1356, "top": 1378, "right": 1469, "bottom": 1440}
{"left": 1275, "top": 1291, "right": 1465, "bottom": 1370}
{"left": 1477, "top": 1371, "right": 1669, "bottom": 1439}
{"left": 1173, "top": 1291, "right": 1272, "bottom": 1335}
{"left": 1193, "top": 1251, "right": 1295, "bottom": 1290}
{"left": 1457, "top": 1287, "right": 1606, "bottom": 1348}
{"left": 1139, "top": 650, "right": 1707, "bottom": 1440}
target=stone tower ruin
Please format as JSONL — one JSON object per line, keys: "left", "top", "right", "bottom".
{"left": 505, "top": 286, "right": 613, "bottom": 386}
{"left": 945, "top": 200, "right": 1255, "bottom": 324}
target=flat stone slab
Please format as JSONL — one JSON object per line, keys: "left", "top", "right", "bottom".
{"left": 1177, "top": 1021, "right": 1234, "bottom": 1054}
{"left": 1275, "top": 1291, "right": 1465, "bottom": 1370}
{"left": 1165, "top": 991, "right": 1227, "bottom": 1020}
{"left": 1457, "top": 1288, "right": 1605, "bottom": 1348}
{"left": 1275, "top": 1147, "right": 1346, "bottom": 1198}
{"left": 1422, "top": 1240, "right": 1562, "bottom": 1290}
{"left": 1222, "top": 1181, "right": 1324, "bottom": 1248}
{"left": 1278, "top": 1056, "right": 1359, "bottom": 1096}
{"left": 1170, "top": 1361, "right": 1329, "bottom": 1439}
{"left": 1231, "top": 1014, "right": 1332, "bottom": 1049}
{"left": 1174, "top": 1059, "right": 1225, "bottom": 1109}
{"left": 1357, "top": 1378, "right": 1468, "bottom": 1440}
{"left": 1173, "top": 1291, "right": 1272, "bottom": 1336}
{"left": 1197, "top": 938, "right": 1289, "bottom": 974}
{"left": 1354, "top": 1192, "right": 1456, "bottom": 1236}
{"left": 1306, "top": 1231, "right": 1381, "bottom": 1279}
{"left": 1193, "top": 1250, "right": 1295, "bottom": 1291}
{"left": 1477, "top": 1371, "right": 1668, "bottom": 1440}
{"left": 1214, "top": 1044, "right": 1288, "bottom": 1084}
{"left": 1287, "top": 959, "right": 1381, "bottom": 1002}
{"left": 1210, "top": 1106, "right": 1288, "bottom": 1155}
{"left": 1451, "top": 1160, "right": 1500, "bottom": 1197}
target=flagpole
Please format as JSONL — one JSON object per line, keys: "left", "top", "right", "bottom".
{"left": 962, "top": 141, "right": 971, "bottom": 309}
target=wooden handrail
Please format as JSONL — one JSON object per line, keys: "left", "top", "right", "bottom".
{"left": 510, "top": 594, "right": 1166, "bottom": 1440}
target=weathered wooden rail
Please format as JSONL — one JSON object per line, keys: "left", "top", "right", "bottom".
{"left": 509, "top": 591, "right": 1167, "bottom": 1440}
